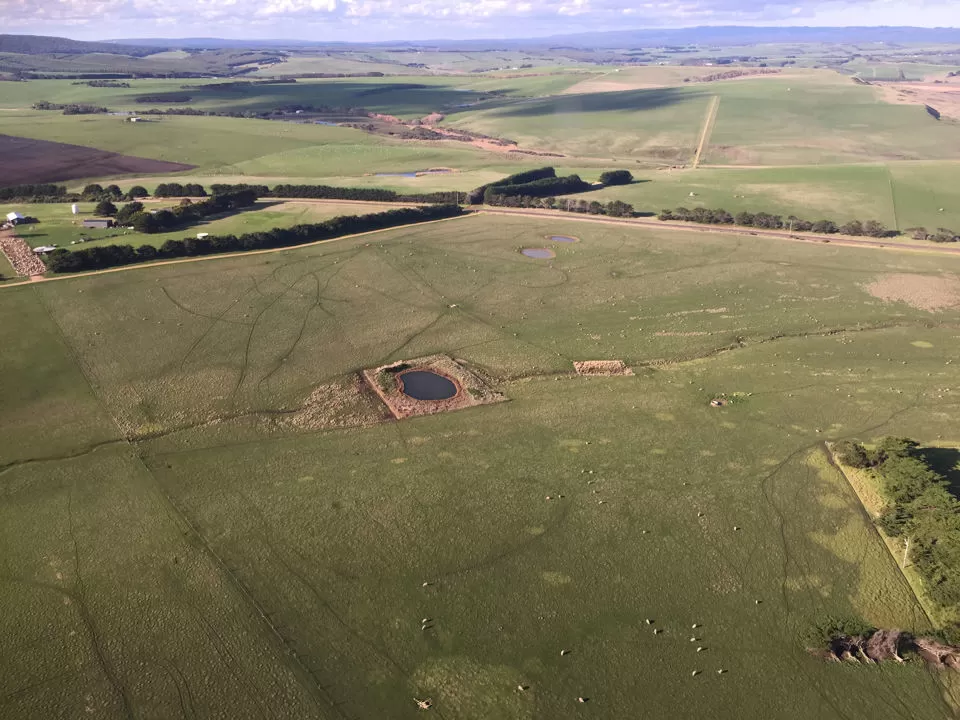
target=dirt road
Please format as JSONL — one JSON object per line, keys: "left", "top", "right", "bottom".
{"left": 479, "top": 207, "right": 960, "bottom": 256}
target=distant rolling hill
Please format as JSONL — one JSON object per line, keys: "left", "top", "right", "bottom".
{"left": 0, "top": 34, "right": 163, "bottom": 57}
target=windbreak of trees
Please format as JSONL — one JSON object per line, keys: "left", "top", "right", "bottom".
{"left": 482, "top": 194, "right": 634, "bottom": 218}
{"left": 45, "top": 205, "right": 465, "bottom": 274}
{"left": 124, "top": 189, "right": 258, "bottom": 234}
{"left": 467, "top": 167, "right": 558, "bottom": 204}
{"left": 906, "top": 226, "right": 958, "bottom": 243}
{"left": 658, "top": 207, "right": 892, "bottom": 237}
{"left": 154, "top": 183, "right": 208, "bottom": 198}
{"left": 0, "top": 184, "right": 67, "bottom": 201}
{"left": 32, "top": 102, "right": 109, "bottom": 115}
{"left": 205, "top": 183, "right": 458, "bottom": 204}
{"left": 834, "top": 438, "right": 960, "bottom": 627}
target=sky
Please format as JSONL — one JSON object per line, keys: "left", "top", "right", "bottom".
{"left": 2, "top": 0, "right": 959, "bottom": 42}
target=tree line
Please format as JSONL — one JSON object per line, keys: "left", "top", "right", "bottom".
{"left": 906, "top": 226, "right": 958, "bottom": 243}
{"left": 154, "top": 183, "right": 208, "bottom": 198}
{"left": 658, "top": 207, "right": 893, "bottom": 238}
{"left": 208, "top": 183, "right": 459, "bottom": 204}
{"left": 33, "top": 101, "right": 109, "bottom": 115}
{"left": 0, "top": 184, "right": 67, "bottom": 201}
{"left": 44, "top": 205, "right": 465, "bottom": 274}
{"left": 834, "top": 438, "right": 960, "bottom": 637}
{"left": 468, "top": 167, "right": 635, "bottom": 205}
{"left": 484, "top": 194, "right": 635, "bottom": 218}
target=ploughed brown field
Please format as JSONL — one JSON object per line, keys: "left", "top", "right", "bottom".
{"left": 0, "top": 134, "right": 194, "bottom": 187}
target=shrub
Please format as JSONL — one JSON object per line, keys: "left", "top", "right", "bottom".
{"left": 599, "top": 170, "right": 634, "bottom": 186}
{"left": 94, "top": 200, "right": 117, "bottom": 217}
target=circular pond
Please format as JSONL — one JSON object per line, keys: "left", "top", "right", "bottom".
{"left": 398, "top": 370, "right": 458, "bottom": 401}
{"left": 521, "top": 248, "right": 556, "bottom": 259}
{"left": 549, "top": 235, "right": 578, "bottom": 243}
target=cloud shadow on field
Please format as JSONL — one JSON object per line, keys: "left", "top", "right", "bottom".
{"left": 483, "top": 87, "right": 706, "bottom": 118}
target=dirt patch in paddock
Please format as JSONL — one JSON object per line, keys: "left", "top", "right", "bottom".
{"left": 285, "top": 376, "right": 390, "bottom": 430}
{"left": 0, "top": 134, "right": 194, "bottom": 187}
{"left": 574, "top": 360, "right": 634, "bottom": 377}
{"left": 864, "top": 273, "right": 960, "bottom": 312}
{"left": 363, "top": 355, "right": 505, "bottom": 420}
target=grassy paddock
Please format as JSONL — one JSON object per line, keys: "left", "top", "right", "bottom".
{"left": 9, "top": 200, "right": 415, "bottom": 251}
{"left": 3, "top": 213, "right": 960, "bottom": 717}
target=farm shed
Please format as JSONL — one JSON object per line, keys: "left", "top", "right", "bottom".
{"left": 82, "top": 219, "right": 113, "bottom": 229}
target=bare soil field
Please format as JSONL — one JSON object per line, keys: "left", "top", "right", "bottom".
{"left": 0, "top": 134, "right": 195, "bottom": 187}
{"left": 865, "top": 272, "right": 960, "bottom": 312}
{"left": 574, "top": 360, "right": 634, "bottom": 376}
{"left": 876, "top": 80, "right": 960, "bottom": 121}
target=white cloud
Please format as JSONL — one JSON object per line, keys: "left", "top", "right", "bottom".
{"left": 1, "top": 0, "right": 958, "bottom": 40}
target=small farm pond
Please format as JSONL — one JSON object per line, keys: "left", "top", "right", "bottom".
{"left": 521, "top": 248, "right": 556, "bottom": 259}
{"left": 398, "top": 370, "right": 458, "bottom": 400}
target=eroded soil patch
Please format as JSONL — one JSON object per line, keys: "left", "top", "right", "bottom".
{"left": 864, "top": 273, "right": 960, "bottom": 312}
{"left": 574, "top": 360, "right": 634, "bottom": 377}
{"left": 363, "top": 355, "right": 505, "bottom": 420}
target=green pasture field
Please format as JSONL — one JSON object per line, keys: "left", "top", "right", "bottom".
{"left": 7, "top": 200, "right": 413, "bottom": 251}
{"left": 3, "top": 212, "right": 960, "bottom": 718}
{"left": 567, "top": 161, "right": 960, "bottom": 232}
{"left": 444, "top": 70, "right": 960, "bottom": 166}
{"left": 0, "top": 111, "right": 517, "bottom": 175}
{"left": 0, "top": 74, "right": 589, "bottom": 120}
{"left": 839, "top": 61, "right": 960, "bottom": 81}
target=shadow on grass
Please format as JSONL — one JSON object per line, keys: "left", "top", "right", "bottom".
{"left": 484, "top": 87, "right": 706, "bottom": 118}
{"left": 921, "top": 447, "right": 960, "bottom": 498}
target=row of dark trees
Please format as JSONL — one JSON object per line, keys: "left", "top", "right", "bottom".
{"left": 209, "top": 183, "right": 459, "bottom": 204}
{"left": 907, "top": 226, "right": 958, "bottom": 243}
{"left": 0, "top": 184, "right": 67, "bottom": 201}
{"left": 834, "top": 438, "right": 960, "bottom": 626}
{"left": 658, "top": 207, "right": 892, "bottom": 237}
{"left": 468, "top": 167, "right": 634, "bottom": 205}
{"left": 33, "top": 102, "right": 109, "bottom": 115}
{"left": 45, "top": 205, "right": 465, "bottom": 274}
{"left": 154, "top": 183, "right": 208, "bottom": 198}
{"left": 482, "top": 193, "right": 635, "bottom": 218}
{"left": 82, "top": 184, "right": 148, "bottom": 202}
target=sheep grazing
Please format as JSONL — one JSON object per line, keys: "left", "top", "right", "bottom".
{"left": 717, "top": 669, "right": 727, "bottom": 675}
{"left": 653, "top": 629, "right": 662, "bottom": 635}
{"left": 577, "top": 697, "right": 589, "bottom": 703}
{"left": 517, "top": 685, "right": 529, "bottom": 692}
{"left": 691, "top": 624, "right": 699, "bottom": 629}
{"left": 697, "top": 647, "right": 705, "bottom": 653}
{"left": 697, "top": 512, "right": 705, "bottom": 518}
{"left": 691, "top": 670, "right": 701, "bottom": 677}
{"left": 414, "top": 697, "right": 432, "bottom": 710}
{"left": 645, "top": 619, "right": 653, "bottom": 625}
{"left": 560, "top": 649, "right": 571, "bottom": 656}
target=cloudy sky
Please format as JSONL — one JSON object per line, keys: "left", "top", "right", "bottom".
{"left": 2, "top": 0, "right": 958, "bottom": 41}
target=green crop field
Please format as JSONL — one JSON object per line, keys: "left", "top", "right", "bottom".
{"left": 4, "top": 212, "right": 960, "bottom": 718}
{"left": 9, "top": 200, "right": 414, "bottom": 250}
